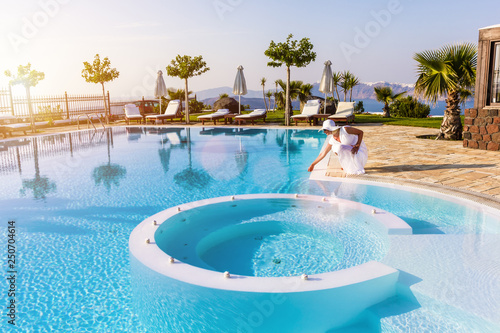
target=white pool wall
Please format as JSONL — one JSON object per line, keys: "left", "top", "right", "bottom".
{"left": 129, "top": 194, "right": 408, "bottom": 331}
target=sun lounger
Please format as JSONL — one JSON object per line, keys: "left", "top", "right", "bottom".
{"left": 1, "top": 122, "right": 31, "bottom": 136}
{"left": 328, "top": 102, "right": 355, "bottom": 124}
{"left": 146, "top": 100, "right": 183, "bottom": 124}
{"left": 234, "top": 109, "right": 267, "bottom": 125}
{"left": 197, "top": 109, "right": 230, "bottom": 125}
{"left": 291, "top": 100, "right": 321, "bottom": 126}
{"left": 124, "top": 104, "right": 144, "bottom": 124}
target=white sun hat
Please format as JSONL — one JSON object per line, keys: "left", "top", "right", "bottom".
{"left": 319, "top": 119, "right": 341, "bottom": 132}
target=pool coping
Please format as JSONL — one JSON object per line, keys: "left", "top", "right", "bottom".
{"left": 129, "top": 193, "right": 408, "bottom": 292}
{"left": 309, "top": 137, "right": 500, "bottom": 213}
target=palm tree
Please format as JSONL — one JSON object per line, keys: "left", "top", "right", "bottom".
{"left": 274, "top": 91, "right": 284, "bottom": 110}
{"left": 339, "top": 71, "right": 351, "bottom": 101}
{"left": 261, "top": 77, "right": 268, "bottom": 111}
{"left": 374, "top": 86, "right": 406, "bottom": 118}
{"left": 332, "top": 71, "right": 342, "bottom": 102}
{"left": 276, "top": 79, "right": 302, "bottom": 111}
{"left": 168, "top": 88, "right": 192, "bottom": 113}
{"left": 414, "top": 42, "right": 477, "bottom": 140}
{"left": 265, "top": 90, "right": 273, "bottom": 111}
{"left": 274, "top": 79, "right": 280, "bottom": 109}
{"left": 298, "top": 83, "right": 314, "bottom": 110}
{"left": 347, "top": 73, "right": 360, "bottom": 102}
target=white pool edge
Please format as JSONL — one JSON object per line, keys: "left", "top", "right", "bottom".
{"left": 129, "top": 193, "right": 408, "bottom": 293}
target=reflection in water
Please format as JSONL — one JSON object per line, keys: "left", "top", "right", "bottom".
{"left": 92, "top": 130, "right": 127, "bottom": 192}
{"left": 174, "top": 128, "right": 211, "bottom": 189}
{"left": 200, "top": 137, "right": 249, "bottom": 181}
{"left": 158, "top": 128, "right": 188, "bottom": 175}
{"left": 158, "top": 148, "right": 171, "bottom": 174}
{"left": 19, "top": 138, "right": 56, "bottom": 200}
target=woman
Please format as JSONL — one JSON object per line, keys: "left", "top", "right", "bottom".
{"left": 308, "top": 119, "right": 368, "bottom": 175}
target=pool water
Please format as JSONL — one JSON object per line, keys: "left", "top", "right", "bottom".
{"left": 0, "top": 127, "right": 499, "bottom": 332}
{"left": 155, "top": 198, "right": 389, "bottom": 277}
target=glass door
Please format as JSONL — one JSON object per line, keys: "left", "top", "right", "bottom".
{"left": 490, "top": 42, "right": 500, "bottom": 105}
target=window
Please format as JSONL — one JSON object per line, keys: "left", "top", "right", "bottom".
{"left": 490, "top": 42, "right": 500, "bottom": 105}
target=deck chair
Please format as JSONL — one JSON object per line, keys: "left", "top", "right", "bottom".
{"left": 1, "top": 122, "right": 31, "bottom": 136}
{"left": 145, "top": 100, "right": 183, "bottom": 124}
{"left": 328, "top": 102, "right": 355, "bottom": 124}
{"left": 124, "top": 104, "right": 144, "bottom": 124}
{"left": 197, "top": 109, "right": 230, "bottom": 125}
{"left": 291, "top": 99, "right": 321, "bottom": 126}
{"left": 234, "top": 109, "right": 267, "bottom": 125}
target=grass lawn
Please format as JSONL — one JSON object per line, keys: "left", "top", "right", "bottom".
{"left": 353, "top": 114, "right": 456, "bottom": 129}
{"left": 188, "top": 110, "right": 463, "bottom": 129}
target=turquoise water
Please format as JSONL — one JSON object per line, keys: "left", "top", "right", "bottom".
{"left": 0, "top": 126, "right": 499, "bottom": 332}
{"left": 155, "top": 198, "right": 389, "bottom": 277}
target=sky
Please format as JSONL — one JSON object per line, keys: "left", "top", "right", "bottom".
{"left": 0, "top": 0, "right": 499, "bottom": 100}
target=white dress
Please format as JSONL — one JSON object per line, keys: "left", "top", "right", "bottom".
{"left": 329, "top": 126, "right": 368, "bottom": 175}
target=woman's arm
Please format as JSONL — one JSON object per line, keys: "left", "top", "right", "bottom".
{"left": 344, "top": 126, "right": 364, "bottom": 154}
{"left": 308, "top": 143, "right": 332, "bottom": 172}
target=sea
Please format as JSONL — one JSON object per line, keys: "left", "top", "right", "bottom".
{"left": 360, "top": 99, "right": 474, "bottom": 116}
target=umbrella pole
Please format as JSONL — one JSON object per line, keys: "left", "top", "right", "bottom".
{"left": 239, "top": 95, "right": 241, "bottom": 114}
{"left": 324, "top": 93, "right": 327, "bottom": 114}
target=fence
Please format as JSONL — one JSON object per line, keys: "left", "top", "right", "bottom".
{"left": 0, "top": 88, "right": 113, "bottom": 120}
{"left": 0, "top": 127, "right": 127, "bottom": 176}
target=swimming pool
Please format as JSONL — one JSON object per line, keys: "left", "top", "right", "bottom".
{"left": 0, "top": 126, "right": 499, "bottom": 332}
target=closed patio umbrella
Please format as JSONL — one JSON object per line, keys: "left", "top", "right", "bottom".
{"left": 154, "top": 70, "right": 168, "bottom": 114}
{"left": 233, "top": 65, "right": 247, "bottom": 114}
{"left": 319, "top": 60, "right": 334, "bottom": 114}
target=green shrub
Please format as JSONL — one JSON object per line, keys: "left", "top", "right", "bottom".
{"left": 189, "top": 99, "right": 206, "bottom": 113}
{"left": 37, "top": 104, "right": 64, "bottom": 123}
{"left": 389, "top": 96, "right": 430, "bottom": 118}
{"left": 354, "top": 101, "right": 364, "bottom": 114}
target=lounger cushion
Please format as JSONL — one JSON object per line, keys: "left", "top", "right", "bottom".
{"left": 146, "top": 100, "right": 181, "bottom": 119}
{"left": 235, "top": 109, "right": 266, "bottom": 118}
{"left": 306, "top": 99, "right": 321, "bottom": 105}
{"left": 335, "top": 102, "right": 355, "bottom": 114}
{"left": 198, "top": 109, "right": 230, "bottom": 119}
{"left": 293, "top": 103, "right": 320, "bottom": 117}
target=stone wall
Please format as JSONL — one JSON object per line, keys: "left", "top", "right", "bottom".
{"left": 463, "top": 108, "right": 500, "bottom": 150}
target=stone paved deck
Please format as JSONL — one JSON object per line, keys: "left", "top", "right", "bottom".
{"left": 324, "top": 124, "right": 500, "bottom": 205}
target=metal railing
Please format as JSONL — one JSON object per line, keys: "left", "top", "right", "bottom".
{"left": 77, "top": 113, "right": 106, "bottom": 130}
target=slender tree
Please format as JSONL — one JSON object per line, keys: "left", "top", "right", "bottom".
{"left": 414, "top": 42, "right": 477, "bottom": 140}
{"left": 82, "top": 54, "right": 119, "bottom": 124}
{"left": 5, "top": 63, "right": 45, "bottom": 133}
{"left": 298, "top": 83, "right": 314, "bottom": 110}
{"left": 339, "top": 71, "right": 350, "bottom": 102}
{"left": 347, "top": 73, "right": 360, "bottom": 102}
{"left": 276, "top": 79, "right": 303, "bottom": 111}
{"left": 274, "top": 79, "right": 279, "bottom": 110}
{"left": 374, "top": 86, "right": 406, "bottom": 118}
{"left": 166, "top": 55, "right": 210, "bottom": 124}
{"left": 261, "top": 77, "right": 268, "bottom": 111}
{"left": 332, "top": 71, "right": 342, "bottom": 102}
{"left": 265, "top": 34, "right": 316, "bottom": 125}
{"left": 265, "top": 90, "right": 273, "bottom": 111}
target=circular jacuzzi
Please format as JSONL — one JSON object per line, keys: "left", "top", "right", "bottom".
{"left": 129, "top": 194, "right": 411, "bottom": 331}
{"left": 155, "top": 196, "right": 392, "bottom": 277}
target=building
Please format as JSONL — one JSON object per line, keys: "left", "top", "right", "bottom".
{"left": 463, "top": 24, "right": 500, "bottom": 151}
